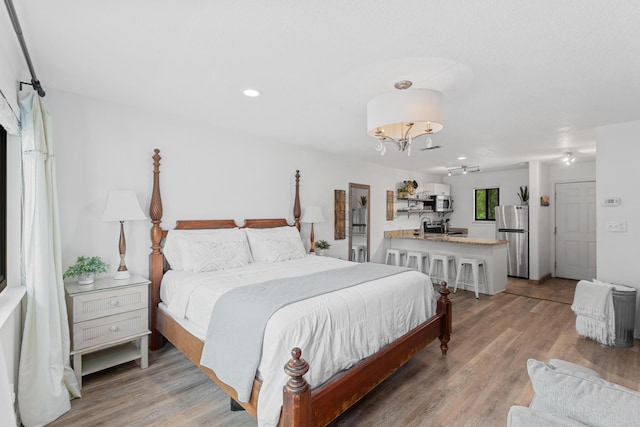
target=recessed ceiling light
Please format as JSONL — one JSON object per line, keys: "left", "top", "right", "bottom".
{"left": 457, "top": 156, "right": 467, "bottom": 160}
{"left": 243, "top": 89, "right": 261, "bottom": 97}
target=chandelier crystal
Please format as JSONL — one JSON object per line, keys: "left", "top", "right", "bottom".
{"left": 367, "top": 81, "right": 443, "bottom": 156}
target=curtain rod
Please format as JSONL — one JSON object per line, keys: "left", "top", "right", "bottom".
{"left": 4, "top": 0, "right": 45, "bottom": 97}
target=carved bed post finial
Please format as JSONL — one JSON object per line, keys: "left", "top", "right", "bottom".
{"left": 294, "top": 170, "right": 301, "bottom": 231}
{"left": 150, "top": 148, "right": 163, "bottom": 254}
{"left": 282, "top": 347, "right": 311, "bottom": 426}
{"left": 149, "top": 148, "right": 165, "bottom": 350}
{"left": 437, "top": 281, "right": 452, "bottom": 355}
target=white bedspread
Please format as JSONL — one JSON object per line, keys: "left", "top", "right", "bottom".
{"left": 160, "top": 256, "right": 437, "bottom": 427}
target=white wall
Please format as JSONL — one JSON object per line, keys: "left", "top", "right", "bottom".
{"left": 528, "top": 161, "right": 552, "bottom": 281}
{"left": 595, "top": 121, "right": 640, "bottom": 336}
{"left": 443, "top": 167, "right": 529, "bottom": 239}
{"left": 45, "top": 89, "right": 440, "bottom": 272}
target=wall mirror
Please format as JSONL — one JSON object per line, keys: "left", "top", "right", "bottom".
{"left": 348, "top": 183, "right": 370, "bottom": 262}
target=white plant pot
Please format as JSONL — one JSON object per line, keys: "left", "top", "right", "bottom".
{"left": 317, "top": 249, "right": 326, "bottom": 256}
{"left": 77, "top": 273, "right": 95, "bottom": 285}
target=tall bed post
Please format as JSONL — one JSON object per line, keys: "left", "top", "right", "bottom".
{"left": 294, "top": 170, "right": 301, "bottom": 231}
{"left": 149, "top": 148, "right": 164, "bottom": 350}
{"left": 437, "top": 282, "right": 452, "bottom": 355}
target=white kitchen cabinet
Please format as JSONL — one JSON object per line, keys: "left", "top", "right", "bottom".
{"left": 422, "top": 183, "right": 450, "bottom": 196}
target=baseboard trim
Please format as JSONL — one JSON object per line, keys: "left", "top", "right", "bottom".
{"left": 528, "top": 274, "right": 552, "bottom": 285}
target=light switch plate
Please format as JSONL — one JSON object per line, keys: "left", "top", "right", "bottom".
{"left": 605, "top": 221, "right": 627, "bottom": 232}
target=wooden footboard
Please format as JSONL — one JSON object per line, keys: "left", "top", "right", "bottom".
{"left": 148, "top": 149, "right": 452, "bottom": 426}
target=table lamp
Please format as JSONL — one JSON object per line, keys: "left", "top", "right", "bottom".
{"left": 301, "top": 206, "right": 325, "bottom": 253}
{"left": 102, "top": 190, "right": 147, "bottom": 279}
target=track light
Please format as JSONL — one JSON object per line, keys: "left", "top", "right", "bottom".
{"left": 447, "top": 165, "right": 480, "bottom": 176}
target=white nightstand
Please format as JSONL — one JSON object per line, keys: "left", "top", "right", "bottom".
{"left": 65, "top": 275, "right": 151, "bottom": 388}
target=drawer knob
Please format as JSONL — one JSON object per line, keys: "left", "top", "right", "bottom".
{"left": 110, "top": 300, "right": 119, "bottom": 306}
{"left": 110, "top": 325, "right": 119, "bottom": 332}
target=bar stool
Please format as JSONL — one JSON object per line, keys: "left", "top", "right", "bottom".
{"left": 406, "top": 251, "right": 430, "bottom": 274}
{"left": 429, "top": 254, "right": 456, "bottom": 286}
{"left": 455, "top": 257, "right": 487, "bottom": 299}
{"left": 351, "top": 245, "right": 365, "bottom": 262}
{"left": 385, "top": 249, "right": 406, "bottom": 266}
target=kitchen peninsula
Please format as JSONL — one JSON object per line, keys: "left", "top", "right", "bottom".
{"left": 384, "top": 229, "right": 508, "bottom": 295}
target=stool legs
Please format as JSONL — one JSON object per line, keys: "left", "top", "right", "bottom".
{"left": 385, "top": 249, "right": 405, "bottom": 266}
{"left": 429, "top": 255, "right": 456, "bottom": 286}
{"left": 455, "top": 259, "right": 486, "bottom": 299}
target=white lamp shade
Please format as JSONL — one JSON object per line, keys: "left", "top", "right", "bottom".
{"left": 367, "top": 88, "right": 443, "bottom": 138}
{"left": 301, "top": 206, "right": 325, "bottom": 224}
{"left": 101, "top": 190, "right": 147, "bottom": 222}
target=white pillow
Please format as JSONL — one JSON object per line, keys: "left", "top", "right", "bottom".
{"left": 527, "top": 359, "right": 640, "bottom": 426}
{"left": 190, "top": 240, "right": 251, "bottom": 272}
{"left": 245, "top": 226, "right": 306, "bottom": 262}
{"left": 163, "top": 228, "right": 252, "bottom": 270}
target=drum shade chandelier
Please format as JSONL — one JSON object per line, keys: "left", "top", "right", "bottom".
{"left": 367, "top": 80, "right": 443, "bottom": 156}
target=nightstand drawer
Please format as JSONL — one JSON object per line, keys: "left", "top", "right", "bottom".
{"left": 72, "top": 284, "right": 148, "bottom": 322}
{"left": 73, "top": 308, "right": 148, "bottom": 350}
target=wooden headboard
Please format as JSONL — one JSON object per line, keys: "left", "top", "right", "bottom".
{"left": 148, "top": 149, "right": 302, "bottom": 349}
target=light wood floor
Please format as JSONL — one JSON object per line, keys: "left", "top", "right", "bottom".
{"left": 49, "top": 278, "right": 640, "bottom": 426}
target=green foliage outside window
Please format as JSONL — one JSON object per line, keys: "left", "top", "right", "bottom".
{"left": 475, "top": 188, "right": 499, "bottom": 221}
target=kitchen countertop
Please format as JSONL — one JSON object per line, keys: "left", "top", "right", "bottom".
{"left": 384, "top": 229, "right": 508, "bottom": 246}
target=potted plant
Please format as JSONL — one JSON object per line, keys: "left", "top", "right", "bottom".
{"left": 359, "top": 195, "right": 368, "bottom": 208}
{"left": 404, "top": 180, "right": 419, "bottom": 196}
{"left": 397, "top": 185, "right": 409, "bottom": 199}
{"left": 314, "top": 240, "right": 331, "bottom": 256}
{"left": 63, "top": 256, "right": 109, "bottom": 285}
{"left": 517, "top": 186, "right": 529, "bottom": 205}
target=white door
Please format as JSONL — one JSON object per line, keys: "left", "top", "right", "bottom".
{"left": 555, "top": 181, "right": 596, "bottom": 280}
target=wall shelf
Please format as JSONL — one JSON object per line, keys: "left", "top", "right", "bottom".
{"left": 396, "top": 197, "right": 435, "bottom": 218}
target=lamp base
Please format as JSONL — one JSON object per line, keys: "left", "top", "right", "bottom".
{"left": 114, "top": 270, "right": 131, "bottom": 280}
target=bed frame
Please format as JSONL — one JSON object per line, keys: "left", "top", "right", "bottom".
{"left": 148, "top": 149, "right": 452, "bottom": 426}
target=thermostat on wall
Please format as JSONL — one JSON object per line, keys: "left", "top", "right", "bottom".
{"left": 602, "top": 197, "right": 621, "bottom": 207}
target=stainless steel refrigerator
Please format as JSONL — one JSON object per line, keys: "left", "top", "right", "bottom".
{"left": 495, "top": 205, "right": 529, "bottom": 279}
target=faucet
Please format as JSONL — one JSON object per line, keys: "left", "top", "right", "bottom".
{"left": 419, "top": 215, "right": 432, "bottom": 237}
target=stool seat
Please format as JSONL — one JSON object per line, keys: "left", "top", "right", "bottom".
{"left": 405, "top": 251, "right": 430, "bottom": 274}
{"left": 429, "top": 254, "right": 456, "bottom": 286}
{"left": 385, "top": 249, "right": 406, "bottom": 266}
{"left": 455, "top": 257, "right": 487, "bottom": 299}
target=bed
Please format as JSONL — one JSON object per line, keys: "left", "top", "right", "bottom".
{"left": 148, "top": 149, "right": 452, "bottom": 426}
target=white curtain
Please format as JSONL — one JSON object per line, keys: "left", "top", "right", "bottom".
{"left": 17, "top": 90, "right": 80, "bottom": 426}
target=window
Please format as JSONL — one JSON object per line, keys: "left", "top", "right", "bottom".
{"left": 475, "top": 187, "right": 499, "bottom": 221}
{"left": 0, "top": 126, "right": 6, "bottom": 292}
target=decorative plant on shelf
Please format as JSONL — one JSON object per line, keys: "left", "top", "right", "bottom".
{"left": 63, "top": 256, "right": 109, "bottom": 285}
{"left": 314, "top": 240, "right": 331, "bottom": 256}
{"left": 517, "top": 186, "right": 529, "bottom": 205}
{"left": 359, "top": 195, "right": 368, "bottom": 208}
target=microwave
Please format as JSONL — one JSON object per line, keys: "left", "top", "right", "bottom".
{"left": 435, "top": 195, "right": 453, "bottom": 212}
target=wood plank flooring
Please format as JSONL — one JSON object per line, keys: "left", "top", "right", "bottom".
{"left": 49, "top": 278, "right": 640, "bottom": 427}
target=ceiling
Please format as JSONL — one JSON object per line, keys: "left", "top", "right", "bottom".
{"left": 5, "top": 0, "right": 640, "bottom": 174}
